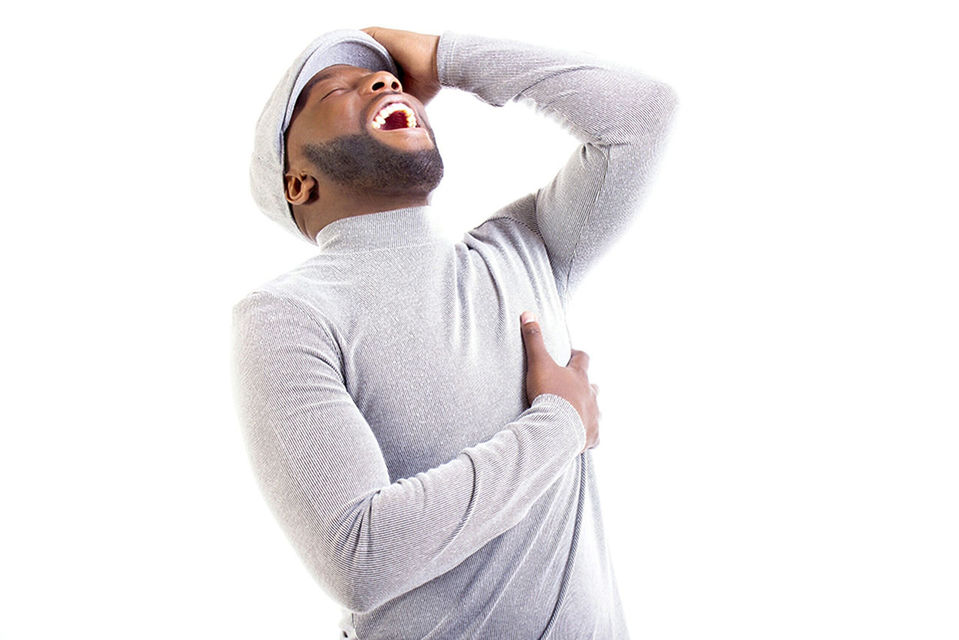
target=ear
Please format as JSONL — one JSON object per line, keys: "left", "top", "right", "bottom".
{"left": 284, "top": 171, "right": 318, "bottom": 206}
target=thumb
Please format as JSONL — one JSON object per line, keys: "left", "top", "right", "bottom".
{"left": 520, "top": 311, "right": 549, "bottom": 366}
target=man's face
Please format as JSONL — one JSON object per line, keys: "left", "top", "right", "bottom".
{"left": 284, "top": 64, "right": 444, "bottom": 196}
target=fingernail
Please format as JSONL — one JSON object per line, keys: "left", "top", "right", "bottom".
{"left": 521, "top": 311, "right": 537, "bottom": 324}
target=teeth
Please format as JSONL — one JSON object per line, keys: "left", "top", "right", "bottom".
{"left": 371, "top": 101, "right": 418, "bottom": 129}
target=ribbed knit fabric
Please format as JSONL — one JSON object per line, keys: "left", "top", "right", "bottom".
{"left": 232, "top": 31, "right": 677, "bottom": 640}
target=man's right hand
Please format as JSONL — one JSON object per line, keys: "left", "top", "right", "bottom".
{"left": 520, "top": 311, "right": 600, "bottom": 453}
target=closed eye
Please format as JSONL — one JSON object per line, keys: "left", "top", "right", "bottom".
{"left": 321, "top": 87, "right": 344, "bottom": 100}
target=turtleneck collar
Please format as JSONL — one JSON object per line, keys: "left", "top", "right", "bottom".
{"left": 312, "top": 204, "right": 447, "bottom": 254}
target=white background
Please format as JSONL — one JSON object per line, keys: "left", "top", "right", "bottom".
{"left": 2, "top": 1, "right": 957, "bottom": 638}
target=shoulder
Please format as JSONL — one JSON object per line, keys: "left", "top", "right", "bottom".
{"left": 231, "top": 288, "right": 345, "bottom": 376}
{"left": 231, "top": 280, "right": 338, "bottom": 347}
{"left": 233, "top": 256, "right": 342, "bottom": 321}
{"left": 464, "top": 192, "right": 547, "bottom": 259}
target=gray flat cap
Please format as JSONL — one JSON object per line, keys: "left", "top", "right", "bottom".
{"left": 249, "top": 29, "right": 399, "bottom": 243}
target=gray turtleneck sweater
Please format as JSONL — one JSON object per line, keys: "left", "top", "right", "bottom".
{"left": 232, "top": 30, "right": 677, "bottom": 640}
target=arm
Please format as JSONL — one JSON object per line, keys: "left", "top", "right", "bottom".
{"left": 436, "top": 31, "right": 679, "bottom": 308}
{"left": 231, "top": 292, "right": 586, "bottom": 613}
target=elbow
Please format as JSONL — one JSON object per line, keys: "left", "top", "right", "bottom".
{"left": 601, "top": 77, "right": 678, "bottom": 147}
{"left": 339, "top": 568, "right": 386, "bottom": 613}
{"left": 335, "top": 571, "right": 395, "bottom": 614}
{"left": 621, "top": 81, "right": 679, "bottom": 148}
{"left": 308, "top": 498, "right": 404, "bottom": 614}
{"left": 643, "top": 81, "right": 679, "bottom": 139}
{"left": 657, "top": 82, "right": 679, "bottom": 125}
{"left": 317, "top": 527, "right": 401, "bottom": 614}
{"left": 311, "top": 557, "right": 388, "bottom": 613}
{"left": 656, "top": 81, "right": 679, "bottom": 110}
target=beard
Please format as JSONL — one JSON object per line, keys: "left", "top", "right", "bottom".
{"left": 302, "top": 127, "right": 444, "bottom": 197}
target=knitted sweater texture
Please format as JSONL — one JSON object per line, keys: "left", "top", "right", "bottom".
{"left": 232, "top": 30, "right": 677, "bottom": 639}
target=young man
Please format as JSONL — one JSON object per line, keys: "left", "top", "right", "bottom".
{"left": 233, "top": 26, "right": 677, "bottom": 639}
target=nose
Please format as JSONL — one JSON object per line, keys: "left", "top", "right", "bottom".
{"left": 365, "top": 70, "right": 402, "bottom": 94}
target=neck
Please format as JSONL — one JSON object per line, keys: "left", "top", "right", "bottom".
{"left": 297, "top": 188, "right": 433, "bottom": 241}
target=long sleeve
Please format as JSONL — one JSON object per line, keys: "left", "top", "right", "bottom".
{"left": 436, "top": 31, "right": 679, "bottom": 308}
{"left": 231, "top": 292, "right": 586, "bottom": 614}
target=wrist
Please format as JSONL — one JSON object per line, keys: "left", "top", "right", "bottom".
{"left": 431, "top": 35, "right": 440, "bottom": 86}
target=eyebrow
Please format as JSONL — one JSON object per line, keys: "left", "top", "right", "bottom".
{"left": 309, "top": 67, "right": 344, "bottom": 89}
{"left": 290, "top": 66, "right": 365, "bottom": 123}
{"left": 307, "top": 65, "right": 368, "bottom": 96}
{"left": 291, "top": 68, "right": 344, "bottom": 121}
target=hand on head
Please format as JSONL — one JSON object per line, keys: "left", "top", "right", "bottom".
{"left": 361, "top": 27, "right": 442, "bottom": 106}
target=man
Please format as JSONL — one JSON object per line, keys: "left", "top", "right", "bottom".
{"left": 233, "top": 25, "right": 677, "bottom": 639}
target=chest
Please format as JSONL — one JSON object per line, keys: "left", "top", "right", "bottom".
{"left": 338, "top": 246, "right": 571, "bottom": 480}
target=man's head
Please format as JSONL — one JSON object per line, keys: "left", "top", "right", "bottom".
{"left": 282, "top": 64, "right": 444, "bottom": 238}
{"left": 249, "top": 29, "right": 443, "bottom": 244}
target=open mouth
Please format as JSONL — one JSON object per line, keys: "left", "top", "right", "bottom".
{"left": 372, "top": 101, "right": 420, "bottom": 131}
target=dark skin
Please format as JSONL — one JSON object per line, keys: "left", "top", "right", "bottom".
{"left": 283, "top": 28, "right": 443, "bottom": 241}
{"left": 285, "top": 27, "right": 601, "bottom": 452}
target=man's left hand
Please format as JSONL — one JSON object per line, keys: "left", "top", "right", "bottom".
{"left": 361, "top": 26, "right": 441, "bottom": 106}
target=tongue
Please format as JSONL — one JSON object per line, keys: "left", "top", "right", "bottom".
{"left": 382, "top": 111, "right": 409, "bottom": 131}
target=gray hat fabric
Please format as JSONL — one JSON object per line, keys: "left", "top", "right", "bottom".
{"left": 250, "top": 29, "right": 400, "bottom": 243}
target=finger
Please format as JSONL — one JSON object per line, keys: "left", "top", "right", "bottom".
{"left": 567, "top": 349, "right": 589, "bottom": 372}
{"left": 520, "top": 311, "right": 550, "bottom": 366}
{"left": 591, "top": 383, "right": 599, "bottom": 395}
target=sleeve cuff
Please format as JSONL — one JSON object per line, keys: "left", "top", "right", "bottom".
{"left": 435, "top": 30, "right": 461, "bottom": 88}
{"left": 530, "top": 393, "right": 586, "bottom": 456}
